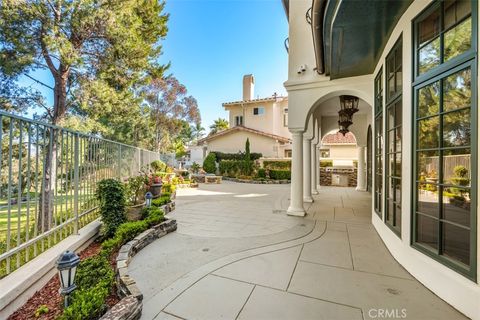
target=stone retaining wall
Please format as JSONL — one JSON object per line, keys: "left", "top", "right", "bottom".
{"left": 100, "top": 203, "right": 177, "bottom": 320}
{"left": 222, "top": 177, "right": 290, "bottom": 184}
{"left": 320, "top": 168, "right": 357, "bottom": 187}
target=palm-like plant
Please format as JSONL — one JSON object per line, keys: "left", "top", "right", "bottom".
{"left": 209, "top": 118, "right": 229, "bottom": 135}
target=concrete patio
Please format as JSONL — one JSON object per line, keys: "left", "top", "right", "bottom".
{"left": 129, "top": 182, "right": 467, "bottom": 320}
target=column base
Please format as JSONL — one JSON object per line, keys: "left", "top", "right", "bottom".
{"left": 303, "top": 196, "right": 314, "bottom": 203}
{"left": 311, "top": 190, "right": 319, "bottom": 195}
{"left": 355, "top": 186, "right": 367, "bottom": 192}
{"left": 287, "top": 206, "right": 306, "bottom": 217}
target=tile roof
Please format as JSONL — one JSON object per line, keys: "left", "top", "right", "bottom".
{"left": 322, "top": 132, "right": 356, "bottom": 145}
{"left": 198, "top": 126, "right": 291, "bottom": 145}
{"left": 222, "top": 96, "right": 287, "bottom": 106}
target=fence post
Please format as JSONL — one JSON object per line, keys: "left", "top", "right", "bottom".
{"left": 118, "top": 145, "right": 122, "bottom": 179}
{"left": 73, "top": 134, "right": 80, "bottom": 234}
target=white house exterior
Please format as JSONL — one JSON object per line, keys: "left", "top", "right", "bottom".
{"left": 284, "top": 0, "right": 479, "bottom": 318}
{"left": 198, "top": 75, "right": 293, "bottom": 159}
{"left": 320, "top": 131, "right": 358, "bottom": 167}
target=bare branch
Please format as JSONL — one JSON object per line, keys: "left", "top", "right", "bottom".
{"left": 24, "top": 74, "right": 54, "bottom": 91}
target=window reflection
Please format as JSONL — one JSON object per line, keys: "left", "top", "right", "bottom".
{"left": 417, "top": 214, "right": 438, "bottom": 249}
{"left": 443, "top": 108, "right": 470, "bottom": 147}
{"left": 418, "top": 81, "right": 440, "bottom": 118}
{"left": 443, "top": 222, "right": 470, "bottom": 265}
{"left": 444, "top": 68, "right": 471, "bottom": 112}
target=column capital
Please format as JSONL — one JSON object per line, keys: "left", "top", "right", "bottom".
{"left": 289, "top": 128, "right": 305, "bottom": 135}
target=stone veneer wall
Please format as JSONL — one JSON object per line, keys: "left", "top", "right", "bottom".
{"left": 100, "top": 202, "right": 177, "bottom": 320}
{"left": 320, "top": 168, "right": 357, "bottom": 188}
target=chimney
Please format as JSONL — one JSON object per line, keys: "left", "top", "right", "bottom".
{"left": 243, "top": 74, "right": 254, "bottom": 101}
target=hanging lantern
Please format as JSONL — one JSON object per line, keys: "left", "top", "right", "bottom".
{"left": 338, "top": 109, "right": 353, "bottom": 128}
{"left": 339, "top": 95, "right": 359, "bottom": 116}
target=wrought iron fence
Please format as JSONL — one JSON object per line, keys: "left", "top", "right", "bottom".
{"left": 0, "top": 110, "right": 164, "bottom": 278}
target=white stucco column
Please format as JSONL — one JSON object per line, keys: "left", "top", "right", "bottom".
{"left": 303, "top": 138, "right": 314, "bottom": 202}
{"left": 287, "top": 130, "right": 305, "bottom": 216}
{"left": 311, "top": 142, "right": 318, "bottom": 195}
{"left": 356, "top": 146, "right": 367, "bottom": 191}
{"left": 315, "top": 147, "right": 321, "bottom": 190}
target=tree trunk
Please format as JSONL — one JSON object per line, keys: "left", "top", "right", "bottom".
{"left": 37, "top": 72, "right": 68, "bottom": 233}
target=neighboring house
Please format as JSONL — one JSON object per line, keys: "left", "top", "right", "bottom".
{"left": 197, "top": 74, "right": 292, "bottom": 159}
{"left": 320, "top": 132, "right": 357, "bottom": 167}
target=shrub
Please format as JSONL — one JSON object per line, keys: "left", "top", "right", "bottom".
{"left": 34, "top": 305, "right": 49, "bottom": 317}
{"left": 143, "top": 206, "right": 165, "bottom": 226}
{"left": 59, "top": 256, "right": 114, "bottom": 320}
{"left": 257, "top": 168, "right": 266, "bottom": 178}
{"left": 59, "top": 284, "right": 109, "bottom": 320}
{"left": 263, "top": 160, "right": 291, "bottom": 170}
{"left": 191, "top": 162, "right": 200, "bottom": 173}
{"left": 203, "top": 153, "right": 216, "bottom": 173}
{"left": 210, "top": 151, "right": 262, "bottom": 162}
{"left": 150, "top": 160, "right": 167, "bottom": 172}
{"left": 269, "top": 169, "right": 291, "bottom": 180}
{"left": 320, "top": 160, "right": 333, "bottom": 167}
{"left": 162, "top": 183, "right": 175, "bottom": 194}
{"left": 96, "top": 179, "right": 127, "bottom": 238}
{"left": 152, "top": 195, "right": 171, "bottom": 207}
{"left": 125, "top": 176, "right": 146, "bottom": 205}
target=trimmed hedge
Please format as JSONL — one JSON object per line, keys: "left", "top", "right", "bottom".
{"left": 219, "top": 160, "right": 254, "bottom": 177}
{"left": 269, "top": 169, "right": 291, "bottom": 180}
{"left": 257, "top": 168, "right": 266, "bottom": 178}
{"left": 263, "top": 160, "right": 291, "bottom": 170}
{"left": 211, "top": 151, "right": 262, "bottom": 162}
{"left": 320, "top": 160, "right": 333, "bottom": 167}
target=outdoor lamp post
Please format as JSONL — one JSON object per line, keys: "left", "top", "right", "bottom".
{"left": 145, "top": 192, "right": 153, "bottom": 207}
{"left": 56, "top": 250, "right": 80, "bottom": 308}
{"left": 339, "top": 95, "right": 359, "bottom": 116}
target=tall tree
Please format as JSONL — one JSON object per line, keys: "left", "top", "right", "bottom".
{"left": 142, "top": 76, "right": 201, "bottom": 152}
{"left": 209, "top": 118, "right": 229, "bottom": 135}
{"left": 192, "top": 122, "right": 205, "bottom": 141}
{"left": 0, "top": 0, "right": 169, "bottom": 231}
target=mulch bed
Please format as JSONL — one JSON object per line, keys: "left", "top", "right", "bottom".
{"left": 8, "top": 241, "right": 120, "bottom": 320}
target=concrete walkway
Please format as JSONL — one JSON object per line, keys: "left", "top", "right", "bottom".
{"left": 129, "top": 183, "right": 467, "bottom": 320}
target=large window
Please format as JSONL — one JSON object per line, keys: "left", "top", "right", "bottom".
{"left": 235, "top": 116, "right": 243, "bottom": 126}
{"left": 413, "top": 0, "right": 476, "bottom": 279}
{"left": 385, "top": 37, "right": 402, "bottom": 235}
{"left": 374, "top": 69, "right": 383, "bottom": 216}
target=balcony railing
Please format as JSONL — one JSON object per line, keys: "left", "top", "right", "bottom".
{"left": 0, "top": 110, "right": 165, "bottom": 278}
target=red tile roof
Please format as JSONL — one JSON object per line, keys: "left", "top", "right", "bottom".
{"left": 198, "top": 126, "right": 291, "bottom": 144}
{"left": 322, "top": 132, "right": 356, "bottom": 145}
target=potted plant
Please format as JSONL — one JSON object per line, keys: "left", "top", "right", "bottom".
{"left": 125, "top": 175, "right": 147, "bottom": 221}
{"left": 149, "top": 173, "right": 163, "bottom": 198}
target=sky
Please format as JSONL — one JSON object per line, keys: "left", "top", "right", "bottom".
{"left": 160, "top": 0, "right": 289, "bottom": 128}
{"left": 19, "top": 0, "right": 289, "bottom": 129}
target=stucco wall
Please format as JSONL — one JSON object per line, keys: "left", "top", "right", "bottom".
{"left": 206, "top": 131, "right": 282, "bottom": 158}
{"left": 285, "top": 0, "right": 480, "bottom": 318}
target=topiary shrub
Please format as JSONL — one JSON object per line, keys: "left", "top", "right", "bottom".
{"left": 150, "top": 160, "right": 167, "bottom": 172}
{"left": 269, "top": 169, "right": 291, "bottom": 180}
{"left": 203, "top": 153, "right": 216, "bottom": 173}
{"left": 96, "top": 179, "right": 127, "bottom": 238}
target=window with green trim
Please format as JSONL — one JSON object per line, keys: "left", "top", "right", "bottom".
{"left": 413, "top": 0, "right": 476, "bottom": 279}
{"left": 385, "top": 37, "right": 402, "bottom": 236}
{"left": 416, "top": 0, "right": 473, "bottom": 77}
{"left": 374, "top": 69, "right": 383, "bottom": 216}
